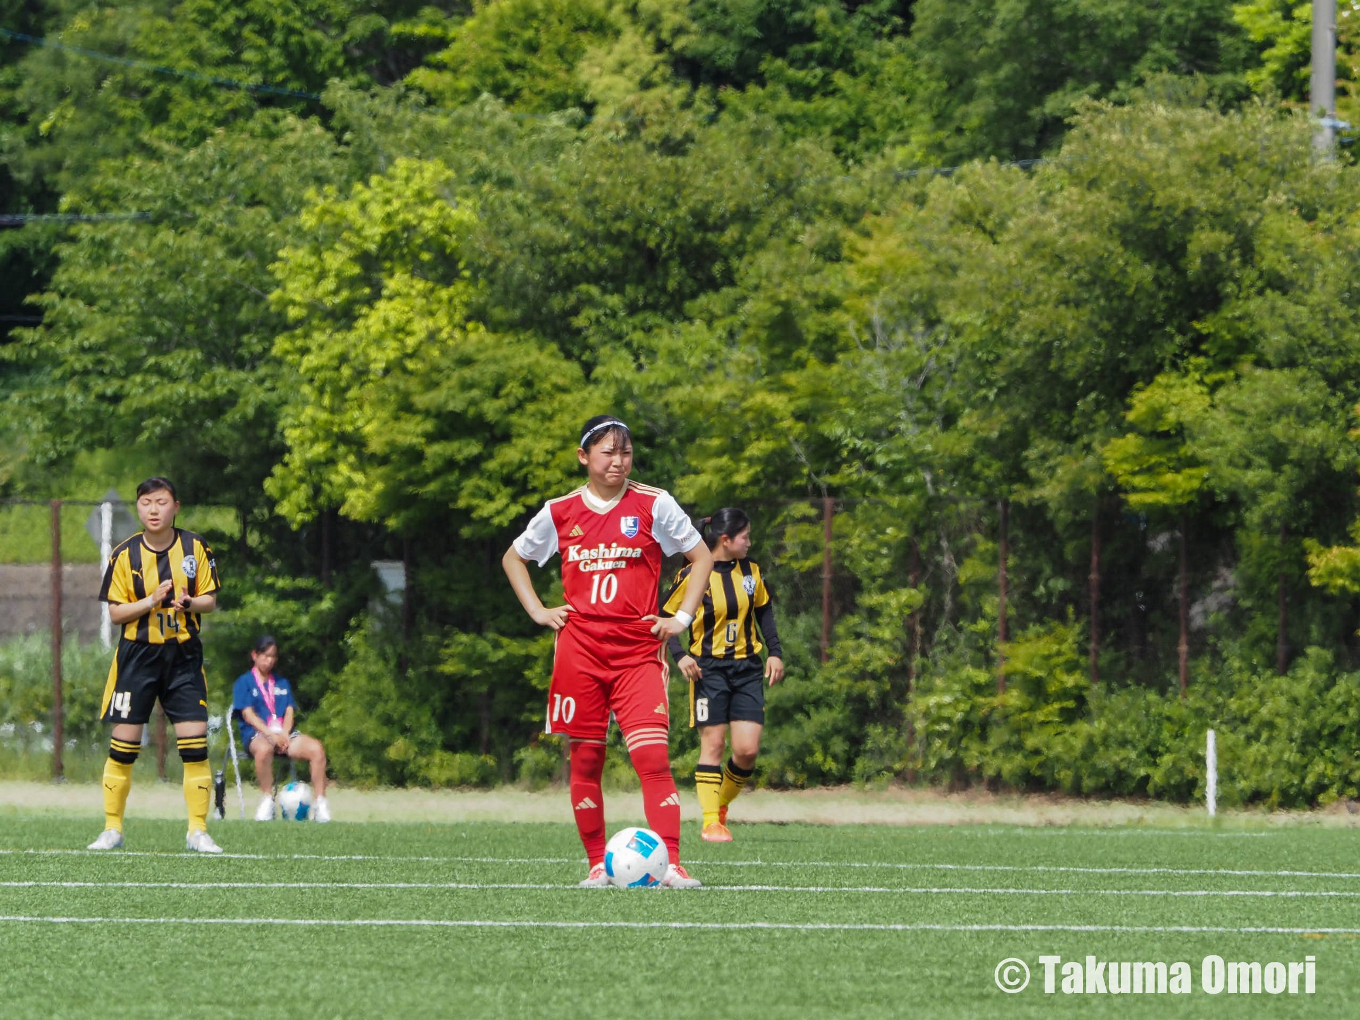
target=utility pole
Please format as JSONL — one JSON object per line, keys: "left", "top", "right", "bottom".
{"left": 1312, "top": 0, "right": 1337, "bottom": 154}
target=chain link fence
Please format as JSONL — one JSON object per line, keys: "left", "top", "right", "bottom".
{"left": 0, "top": 498, "right": 240, "bottom": 779}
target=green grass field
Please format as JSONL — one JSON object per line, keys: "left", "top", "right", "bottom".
{"left": 1, "top": 807, "right": 1358, "bottom": 1019}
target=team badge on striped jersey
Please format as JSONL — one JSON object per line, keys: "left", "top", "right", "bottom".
{"left": 620, "top": 516, "right": 639, "bottom": 538}
{"left": 742, "top": 575, "right": 756, "bottom": 596}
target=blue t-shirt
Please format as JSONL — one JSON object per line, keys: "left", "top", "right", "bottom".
{"left": 232, "top": 671, "right": 297, "bottom": 749}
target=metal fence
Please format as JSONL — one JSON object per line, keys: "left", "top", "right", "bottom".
{"left": 3, "top": 494, "right": 895, "bottom": 780}
{"left": 0, "top": 498, "right": 239, "bottom": 779}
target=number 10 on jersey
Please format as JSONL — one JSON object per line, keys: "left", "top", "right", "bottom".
{"left": 589, "top": 573, "right": 618, "bottom": 604}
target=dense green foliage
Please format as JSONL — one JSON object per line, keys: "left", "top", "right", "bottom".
{"left": 5, "top": 1, "right": 1360, "bottom": 805}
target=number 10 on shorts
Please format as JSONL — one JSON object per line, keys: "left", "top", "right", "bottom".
{"left": 551, "top": 694, "right": 576, "bottom": 725}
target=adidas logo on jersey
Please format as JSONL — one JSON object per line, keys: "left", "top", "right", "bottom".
{"left": 653, "top": 703, "right": 667, "bottom": 715}
{"left": 568, "top": 525, "right": 584, "bottom": 538}
{"left": 658, "top": 793, "right": 681, "bottom": 808}
{"left": 574, "top": 797, "right": 598, "bottom": 811}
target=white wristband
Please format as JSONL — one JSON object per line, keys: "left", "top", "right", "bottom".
{"left": 673, "top": 610, "right": 694, "bottom": 628}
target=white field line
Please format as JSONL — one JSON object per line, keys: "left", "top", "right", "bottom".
{"left": 2, "top": 914, "right": 1359, "bottom": 935}
{"left": 5, "top": 848, "right": 1360, "bottom": 882}
{"left": 986, "top": 828, "right": 1276, "bottom": 838}
{"left": 0, "top": 849, "right": 578, "bottom": 864}
{"left": 5, "top": 879, "right": 1360, "bottom": 899}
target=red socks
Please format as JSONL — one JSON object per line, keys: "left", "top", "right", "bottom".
{"left": 570, "top": 729, "right": 682, "bottom": 867}
{"left": 625, "top": 727, "right": 681, "bottom": 864}
{"left": 569, "top": 740, "right": 607, "bottom": 865}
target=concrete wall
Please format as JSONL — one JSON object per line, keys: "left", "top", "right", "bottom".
{"left": 0, "top": 564, "right": 106, "bottom": 640}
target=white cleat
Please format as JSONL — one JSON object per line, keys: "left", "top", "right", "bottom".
{"left": 579, "top": 862, "right": 612, "bottom": 888}
{"left": 660, "top": 863, "right": 701, "bottom": 889}
{"left": 87, "top": 829, "right": 123, "bottom": 851}
{"left": 313, "top": 796, "right": 331, "bottom": 823}
{"left": 254, "top": 795, "right": 275, "bottom": 821}
{"left": 186, "top": 829, "right": 223, "bottom": 854}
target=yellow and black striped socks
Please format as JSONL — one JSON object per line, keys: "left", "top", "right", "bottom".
{"left": 177, "top": 735, "right": 211, "bottom": 833}
{"left": 694, "top": 764, "right": 723, "bottom": 827}
{"left": 718, "top": 758, "right": 754, "bottom": 811}
{"left": 103, "top": 738, "right": 140, "bottom": 832}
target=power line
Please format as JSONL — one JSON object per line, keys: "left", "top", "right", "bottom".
{"left": 893, "top": 157, "right": 1048, "bottom": 180}
{"left": 0, "top": 27, "right": 322, "bottom": 101}
{"left": 0, "top": 157, "right": 1052, "bottom": 227}
{"left": 0, "top": 212, "right": 154, "bottom": 228}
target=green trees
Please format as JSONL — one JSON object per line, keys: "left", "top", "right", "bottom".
{"left": 5, "top": 115, "right": 346, "bottom": 508}
{"left": 6, "top": 0, "right": 1360, "bottom": 803}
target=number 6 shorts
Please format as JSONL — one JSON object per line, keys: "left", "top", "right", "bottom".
{"left": 101, "top": 637, "right": 209, "bottom": 725}
{"left": 545, "top": 617, "right": 670, "bottom": 741}
{"left": 689, "top": 656, "right": 766, "bottom": 728}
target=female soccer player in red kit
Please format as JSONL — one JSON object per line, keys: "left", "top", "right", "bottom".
{"left": 503, "top": 416, "right": 713, "bottom": 888}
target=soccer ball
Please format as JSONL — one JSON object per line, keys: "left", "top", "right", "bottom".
{"left": 277, "top": 781, "right": 313, "bottom": 821}
{"left": 603, "top": 826, "right": 668, "bottom": 888}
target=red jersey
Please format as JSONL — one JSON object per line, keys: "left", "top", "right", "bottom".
{"left": 513, "top": 480, "right": 702, "bottom": 622}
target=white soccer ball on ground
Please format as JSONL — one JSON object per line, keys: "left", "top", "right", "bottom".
{"left": 604, "top": 826, "right": 668, "bottom": 888}
{"left": 277, "top": 781, "right": 313, "bottom": 821}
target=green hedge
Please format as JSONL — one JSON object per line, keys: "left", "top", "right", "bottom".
{"left": 905, "top": 622, "right": 1360, "bottom": 808}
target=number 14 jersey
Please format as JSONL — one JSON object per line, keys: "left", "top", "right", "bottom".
{"left": 513, "top": 480, "right": 702, "bottom": 622}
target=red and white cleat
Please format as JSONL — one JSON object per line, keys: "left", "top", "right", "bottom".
{"left": 579, "top": 862, "right": 611, "bottom": 888}
{"left": 660, "top": 863, "right": 702, "bottom": 889}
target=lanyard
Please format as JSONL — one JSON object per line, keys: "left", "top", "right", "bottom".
{"left": 251, "top": 667, "right": 278, "bottom": 721}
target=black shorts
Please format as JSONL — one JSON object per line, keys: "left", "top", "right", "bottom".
{"left": 100, "top": 638, "right": 209, "bottom": 725}
{"left": 689, "top": 656, "right": 765, "bottom": 728}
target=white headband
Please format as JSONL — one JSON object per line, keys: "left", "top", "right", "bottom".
{"left": 579, "top": 419, "right": 629, "bottom": 449}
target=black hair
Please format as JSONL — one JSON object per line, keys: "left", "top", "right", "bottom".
{"left": 250, "top": 635, "right": 278, "bottom": 659}
{"left": 136, "top": 476, "right": 177, "bottom": 500}
{"left": 579, "top": 414, "right": 632, "bottom": 454}
{"left": 701, "top": 508, "right": 751, "bottom": 550}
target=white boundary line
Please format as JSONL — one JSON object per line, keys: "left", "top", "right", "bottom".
{"left": 0, "top": 849, "right": 578, "bottom": 864}
{"left": 984, "top": 829, "right": 1277, "bottom": 838}
{"left": 1, "top": 914, "right": 1358, "bottom": 935}
{"left": 6, "top": 880, "right": 1360, "bottom": 898}
{"left": 6, "top": 848, "right": 1360, "bottom": 881}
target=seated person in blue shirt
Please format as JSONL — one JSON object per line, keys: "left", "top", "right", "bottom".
{"left": 232, "top": 635, "right": 331, "bottom": 822}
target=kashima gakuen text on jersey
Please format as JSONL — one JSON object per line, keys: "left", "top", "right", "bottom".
{"left": 565, "top": 542, "right": 646, "bottom": 572}
{"left": 512, "top": 479, "right": 703, "bottom": 622}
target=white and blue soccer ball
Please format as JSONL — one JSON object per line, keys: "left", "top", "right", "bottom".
{"left": 604, "top": 826, "right": 668, "bottom": 888}
{"left": 277, "top": 781, "right": 313, "bottom": 821}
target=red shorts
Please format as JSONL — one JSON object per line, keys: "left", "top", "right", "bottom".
{"left": 546, "top": 617, "right": 670, "bottom": 740}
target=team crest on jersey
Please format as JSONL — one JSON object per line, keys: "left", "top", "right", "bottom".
{"left": 742, "top": 574, "right": 756, "bottom": 596}
{"left": 619, "top": 516, "right": 639, "bottom": 538}
{"left": 181, "top": 555, "right": 198, "bottom": 579}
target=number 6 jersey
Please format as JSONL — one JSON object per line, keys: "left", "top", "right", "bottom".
{"left": 513, "top": 480, "right": 702, "bottom": 623}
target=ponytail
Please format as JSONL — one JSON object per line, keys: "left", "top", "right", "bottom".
{"left": 701, "top": 508, "right": 750, "bottom": 550}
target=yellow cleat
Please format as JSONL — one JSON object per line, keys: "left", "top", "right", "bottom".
{"left": 701, "top": 822, "right": 732, "bottom": 842}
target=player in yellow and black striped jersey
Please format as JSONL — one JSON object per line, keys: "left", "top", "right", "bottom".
{"left": 88, "top": 477, "right": 224, "bottom": 854}
{"left": 660, "top": 508, "right": 784, "bottom": 843}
